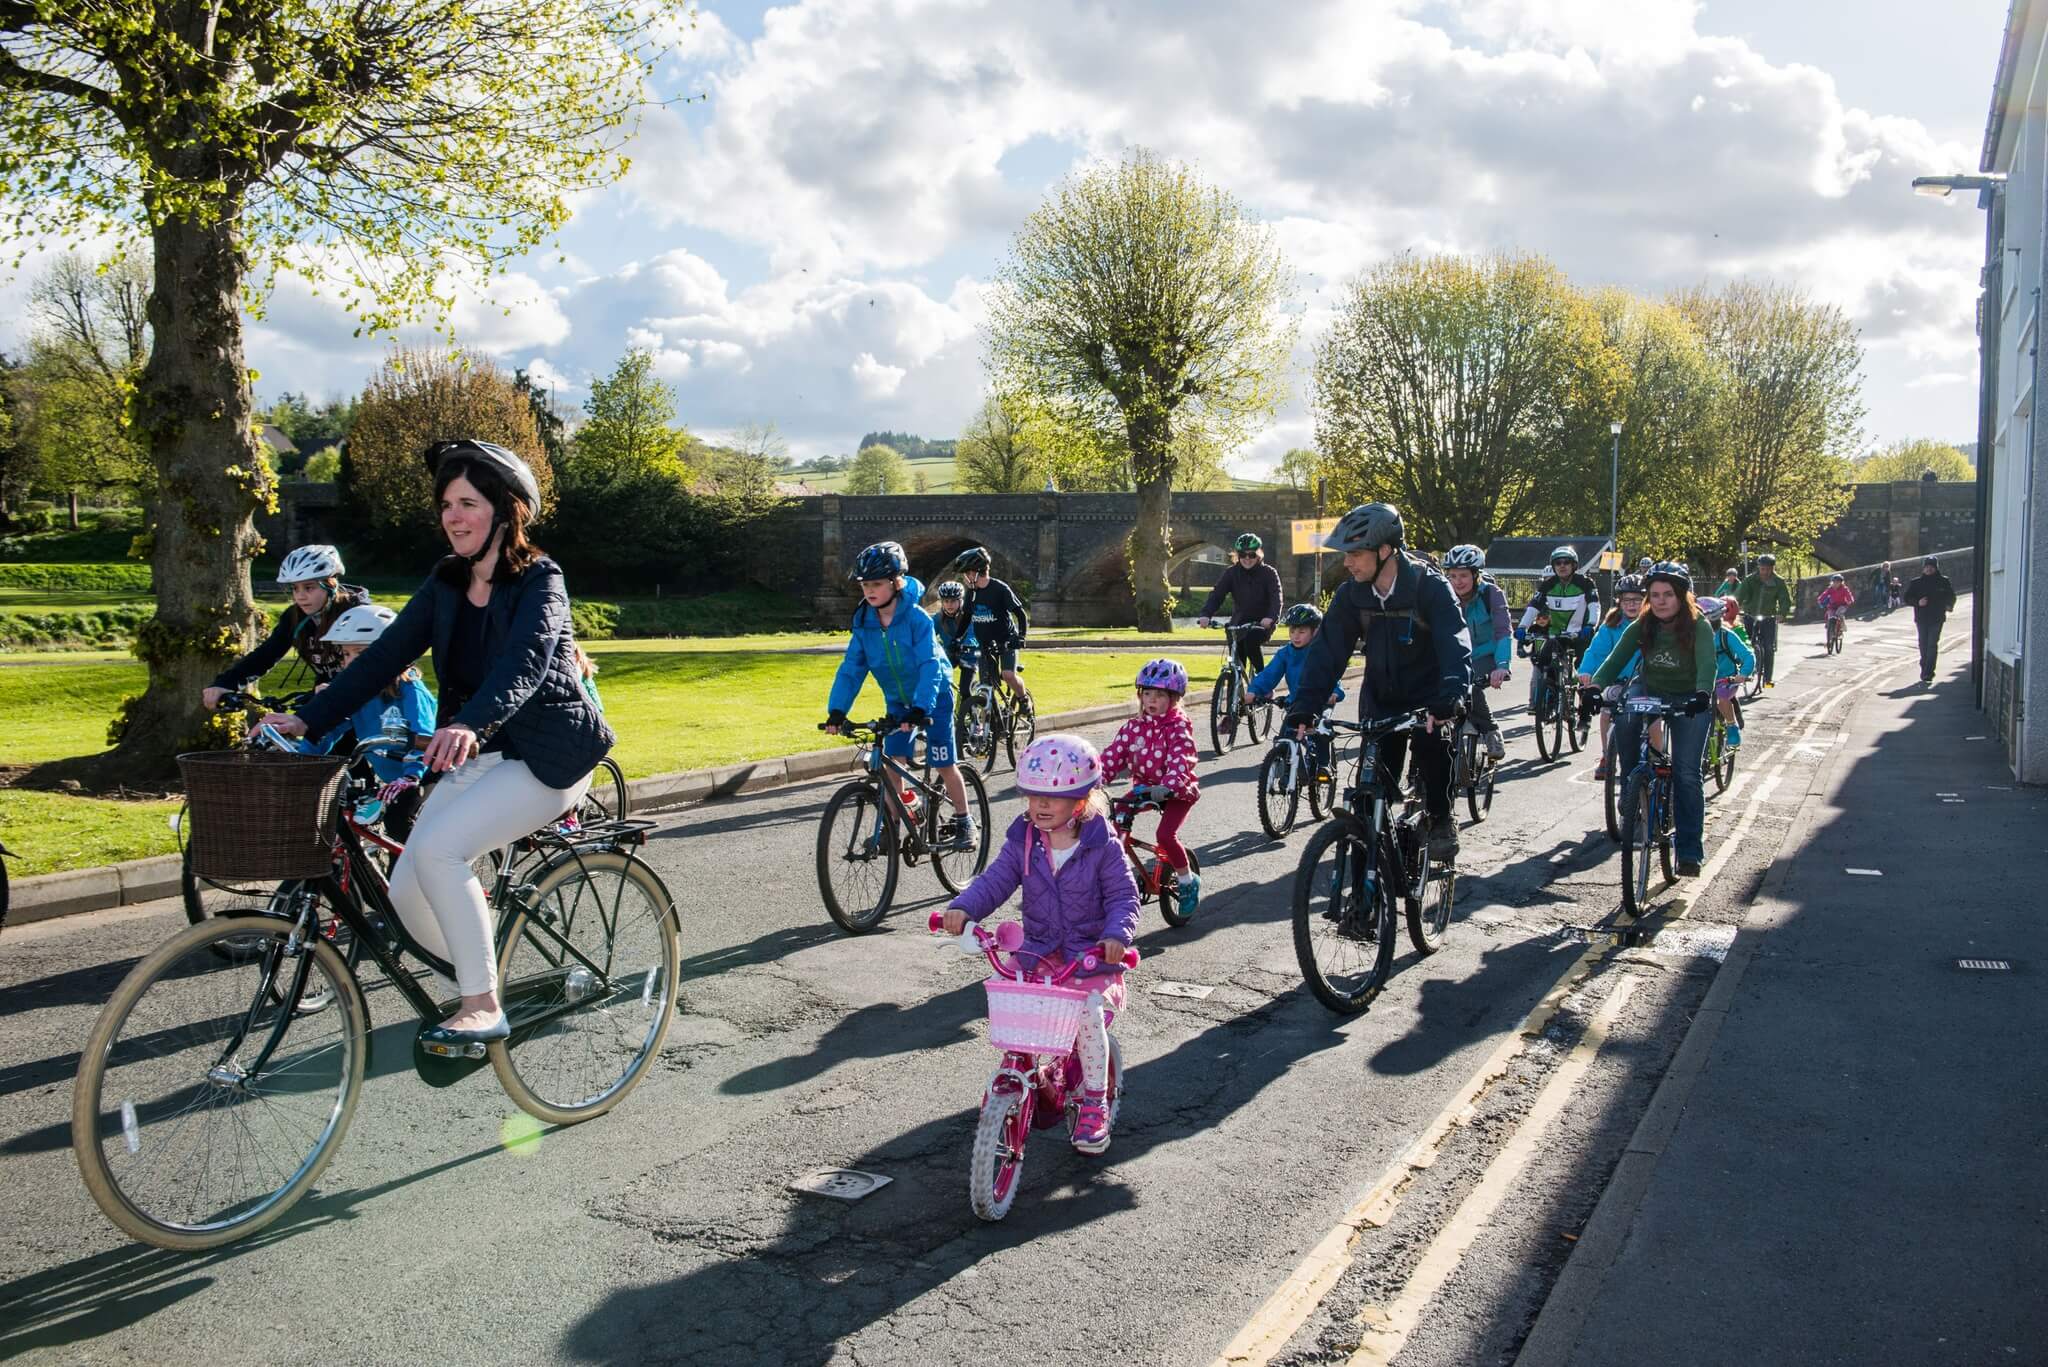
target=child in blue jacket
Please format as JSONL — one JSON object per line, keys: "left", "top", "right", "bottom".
{"left": 1250, "top": 603, "right": 1345, "bottom": 772}
{"left": 1581, "top": 574, "right": 1646, "bottom": 779}
{"left": 823, "top": 542, "right": 974, "bottom": 849}
{"left": 318, "top": 605, "right": 435, "bottom": 839}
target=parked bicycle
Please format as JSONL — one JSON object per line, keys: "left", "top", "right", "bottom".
{"left": 1255, "top": 711, "right": 1340, "bottom": 838}
{"left": 1110, "top": 789, "right": 1199, "bottom": 928}
{"left": 815, "top": 718, "right": 992, "bottom": 933}
{"left": 955, "top": 646, "right": 1035, "bottom": 773}
{"left": 1207, "top": 622, "right": 1274, "bottom": 754}
{"left": 931, "top": 912, "right": 1137, "bottom": 1221}
{"left": 72, "top": 727, "right": 680, "bottom": 1250}
{"left": 1292, "top": 712, "right": 1457, "bottom": 1015}
{"left": 1616, "top": 696, "right": 1683, "bottom": 917}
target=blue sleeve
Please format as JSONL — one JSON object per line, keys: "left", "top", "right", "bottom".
{"left": 1582, "top": 626, "right": 1616, "bottom": 676}
{"left": 1723, "top": 630, "right": 1755, "bottom": 673}
{"left": 1292, "top": 584, "right": 1359, "bottom": 712}
{"left": 828, "top": 626, "right": 871, "bottom": 716}
{"left": 1249, "top": 648, "right": 1289, "bottom": 696}
{"left": 907, "top": 608, "right": 941, "bottom": 714}
{"left": 1486, "top": 584, "right": 1513, "bottom": 661}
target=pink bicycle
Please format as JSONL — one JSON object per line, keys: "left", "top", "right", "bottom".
{"left": 929, "top": 912, "right": 1140, "bottom": 1221}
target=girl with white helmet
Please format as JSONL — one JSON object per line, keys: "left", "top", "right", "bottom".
{"left": 202, "top": 543, "right": 370, "bottom": 709}
{"left": 942, "top": 733, "right": 1140, "bottom": 1155}
{"left": 312, "top": 604, "right": 437, "bottom": 838}
{"left": 1096, "top": 658, "right": 1203, "bottom": 915}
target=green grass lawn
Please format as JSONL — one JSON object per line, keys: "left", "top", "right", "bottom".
{"left": 0, "top": 647, "right": 1167, "bottom": 876}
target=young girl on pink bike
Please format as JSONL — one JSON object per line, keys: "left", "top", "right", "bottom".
{"left": 941, "top": 734, "right": 1139, "bottom": 1155}
{"left": 1096, "top": 658, "right": 1203, "bottom": 914}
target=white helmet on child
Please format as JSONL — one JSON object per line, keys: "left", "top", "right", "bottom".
{"left": 278, "top": 544, "right": 345, "bottom": 584}
{"left": 322, "top": 604, "right": 396, "bottom": 645}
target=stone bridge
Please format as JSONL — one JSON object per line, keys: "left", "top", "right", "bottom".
{"left": 1811, "top": 479, "right": 1977, "bottom": 570}
{"left": 767, "top": 489, "right": 1319, "bottom": 626}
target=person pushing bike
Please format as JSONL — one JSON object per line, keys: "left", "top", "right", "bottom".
{"left": 1198, "top": 532, "right": 1282, "bottom": 674}
{"left": 1287, "top": 502, "right": 1472, "bottom": 862}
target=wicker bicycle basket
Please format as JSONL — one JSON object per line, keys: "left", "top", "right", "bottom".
{"left": 177, "top": 750, "right": 349, "bottom": 881}
{"left": 983, "top": 976, "right": 1090, "bottom": 1053}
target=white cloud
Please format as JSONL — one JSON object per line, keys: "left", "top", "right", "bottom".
{"left": 849, "top": 351, "right": 906, "bottom": 399}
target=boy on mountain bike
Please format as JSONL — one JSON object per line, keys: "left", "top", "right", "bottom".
{"left": 1098, "top": 659, "right": 1203, "bottom": 916}
{"left": 1249, "top": 604, "right": 1347, "bottom": 773}
{"left": 953, "top": 547, "right": 1032, "bottom": 714}
{"left": 825, "top": 542, "right": 975, "bottom": 850}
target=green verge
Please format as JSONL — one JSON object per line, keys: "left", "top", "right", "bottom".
{"left": 0, "top": 562, "right": 154, "bottom": 592}
{"left": 0, "top": 648, "right": 1166, "bottom": 876}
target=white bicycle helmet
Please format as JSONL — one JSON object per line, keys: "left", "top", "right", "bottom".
{"left": 278, "top": 544, "right": 345, "bottom": 585}
{"left": 1443, "top": 544, "right": 1485, "bottom": 571}
{"left": 322, "top": 603, "right": 396, "bottom": 645}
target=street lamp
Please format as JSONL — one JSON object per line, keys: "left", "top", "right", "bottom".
{"left": 1609, "top": 420, "right": 1622, "bottom": 576}
{"left": 1909, "top": 169, "right": 2006, "bottom": 705}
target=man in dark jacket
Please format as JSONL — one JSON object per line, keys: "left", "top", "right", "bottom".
{"left": 1899, "top": 556, "right": 1957, "bottom": 684}
{"left": 1290, "top": 503, "right": 1472, "bottom": 859}
{"left": 1198, "top": 532, "right": 1283, "bottom": 673}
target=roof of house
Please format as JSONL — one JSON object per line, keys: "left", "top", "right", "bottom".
{"left": 255, "top": 424, "right": 298, "bottom": 456}
{"left": 1984, "top": 0, "right": 2034, "bottom": 172}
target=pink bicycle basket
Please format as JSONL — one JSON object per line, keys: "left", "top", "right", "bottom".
{"left": 983, "top": 976, "right": 1090, "bottom": 1053}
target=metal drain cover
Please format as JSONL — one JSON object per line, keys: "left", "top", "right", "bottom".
{"left": 1152, "top": 981, "right": 1216, "bottom": 1000}
{"left": 789, "top": 1169, "right": 893, "bottom": 1201}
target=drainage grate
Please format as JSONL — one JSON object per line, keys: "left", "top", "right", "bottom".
{"left": 789, "top": 1169, "right": 892, "bottom": 1201}
{"left": 1957, "top": 959, "right": 2012, "bottom": 972}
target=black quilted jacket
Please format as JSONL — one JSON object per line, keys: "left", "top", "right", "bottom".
{"left": 296, "top": 557, "right": 614, "bottom": 790}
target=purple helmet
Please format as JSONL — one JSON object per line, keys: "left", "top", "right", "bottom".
{"left": 1016, "top": 734, "right": 1101, "bottom": 797}
{"left": 1135, "top": 658, "right": 1188, "bottom": 694}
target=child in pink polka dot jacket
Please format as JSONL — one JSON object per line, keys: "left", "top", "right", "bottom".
{"left": 1097, "top": 658, "right": 1203, "bottom": 914}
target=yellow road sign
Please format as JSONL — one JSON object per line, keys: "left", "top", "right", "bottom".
{"left": 1292, "top": 517, "right": 1340, "bottom": 555}
{"left": 1596, "top": 549, "right": 1623, "bottom": 571}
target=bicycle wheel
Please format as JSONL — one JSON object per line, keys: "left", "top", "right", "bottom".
{"left": 816, "top": 780, "right": 899, "bottom": 933}
{"left": 1706, "top": 722, "right": 1730, "bottom": 796}
{"left": 1406, "top": 861, "right": 1456, "bottom": 955}
{"left": 180, "top": 837, "right": 283, "bottom": 964}
{"left": 1244, "top": 695, "right": 1271, "bottom": 746}
{"left": 1157, "top": 847, "right": 1200, "bottom": 928}
{"left": 72, "top": 916, "right": 366, "bottom": 1251}
{"left": 1209, "top": 670, "right": 1240, "bottom": 753}
{"left": 579, "top": 757, "right": 630, "bottom": 824}
{"left": 1307, "top": 751, "right": 1338, "bottom": 821}
{"left": 969, "top": 1085, "right": 1026, "bottom": 1222}
{"left": 1716, "top": 730, "right": 1738, "bottom": 790}
{"left": 1532, "top": 680, "right": 1556, "bottom": 760}
{"left": 929, "top": 762, "right": 992, "bottom": 894}
{"left": 1603, "top": 756, "right": 1621, "bottom": 842}
{"left": 965, "top": 696, "right": 1000, "bottom": 771}
{"left": 1292, "top": 820, "right": 1397, "bottom": 1015}
{"left": 1465, "top": 740, "right": 1495, "bottom": 823}
{"left": 1566, "top": 692, "right": 1587, "bottom": 753}
{"left": 490, "top": 849, "right": 680, "bottom": 1126}
{"left": 1005, "top": 692, "right": 1037, "bottom": 768}
{"left": 1256, "top": 748, "right": 1300, "bottom": 838}
{"left": 1620, "top": 772, "right": 1656, "bottom": 918}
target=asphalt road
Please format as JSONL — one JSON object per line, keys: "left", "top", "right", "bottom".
{"left": 0, "top": 615, "right": 1922, "bottom": 1365}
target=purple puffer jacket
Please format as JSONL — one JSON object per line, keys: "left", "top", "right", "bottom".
{"left": 947, "top": 810, "right": 1141, "bottom": 961}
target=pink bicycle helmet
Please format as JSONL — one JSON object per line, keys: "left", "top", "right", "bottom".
{"left": 1696, "top": 595, "right": 1724, "bottom": 619}
{"left": 1016, "top": 734, "right": 1101, "bottom": 796}
{"left": 1135, "top": 658, "right": 1189, "bottom": 694}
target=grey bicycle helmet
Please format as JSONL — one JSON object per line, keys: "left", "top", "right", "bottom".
{"left": 1280, "top": 603, "right": 1323, "bottom": 629}
{"left": 1644, "top": 560, "right": 1692, "bottom": 595}
{"left": 1325, "top": 501, "right": 1403, "bottom": 551}
{"left": 1442, "top": 544, "right": 1485, "bottom": 571}
{"left": 422, "top": 439, "right": 542, "bottom": 513}
{"left": 1757, "top": 552, "right": 1777, "bottom": 566}
{"left": 1550, "top": 544, "right": 1579, "bottom": 566}
{"left": 1613, "top": 574, "right": 1645, "bottom": 597}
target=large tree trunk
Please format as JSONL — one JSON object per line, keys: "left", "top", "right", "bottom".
{"left": 104, "top": 211, "right": 267, "bottom": 780}
{"left": 1128, "top": 409, "right": 1175, "bottom": 631}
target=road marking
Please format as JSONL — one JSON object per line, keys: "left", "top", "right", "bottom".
{"left": 1346, "top": 978, "right": 1641, "bottom": 1366}
{"left": 1845, "top": 868, "right": 1883, "bottom": 876}
{"left": 1211, "top": 636, "right": 1915, "bottom": 1367}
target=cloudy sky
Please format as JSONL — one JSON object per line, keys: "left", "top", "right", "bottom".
{"left": 6, "top": 0, "right": 2012, "bottom": 472}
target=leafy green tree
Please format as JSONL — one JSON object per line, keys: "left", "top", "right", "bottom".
{"left": 0, "top": 353, "right": 28, "bottom": 514}
{"left": 301, "top": 445, "right": 342, "bottom": 483}
{"left": 20, "top": 253, "right": 152, "bottom": 517}
{"left": 954, "top": 394, "right": 1043, "bottom": 493}
{"left": 1854, "top": 438, "right": 1974, "bottom": 483}
{"left": 1274, "top": 447, "right": 1323, "bottom": 494}
{"left": 701, "top": 422, "right": 787, "bottom": 502}
{"left": 570, "top": 350, "right": 692, "bottom": 488}
{"left": 514, "top": 367, "right": 569, "bottom": 482}
{"left": 845, "top": 443, "right": 913, "bottom": 494}
{"left": 986, "top": 149, "right": 1295, "bottom": 629}
{"left": 0, "top": 0, "right": 682, "bottom": 776}
{"left": 1314, "top": 252, "right": 1618, "bottom": 552}
{"left": 1673, "top": 281, "right": 1863, "bottom": 570}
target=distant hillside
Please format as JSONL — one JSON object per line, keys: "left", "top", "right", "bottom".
{"left": 791, "top": 456, "right": 1280, "bottom": 496}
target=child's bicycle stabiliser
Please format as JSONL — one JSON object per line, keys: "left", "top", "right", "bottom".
{"left": 928, "top": 912, "right": 1141, "bottom": 1221}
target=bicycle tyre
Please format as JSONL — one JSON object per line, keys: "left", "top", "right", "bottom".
{"left": 930, "top": 762, "right": 992, "bottom": 894}
{"left": 1256, "top": 749, "right": 1300, "bottom": 839}
{"left": 1465, "top": 739, "right": 1495, "bottom": 823}
{"left": 1603, "top": 756, "right": 1621, "bottom": 842}
{"left": 816, "top": 781, "right": 899, "bottom": 934}
{"left": 580, "top": 756, "right": 630, "bottom": 824}
{"left": 73, "top": 916, "right": 366, "bottom": 1251}
{"left": 1707, "top": 722, "right": 1731, "bottom": 795}
{"left": 490, "top": 850, "right": 680, "bottom": 1126}
{"left": 1716, "top": 734, "right": 1738, "bottom": 790}
{"left": 1005, "top": 693, "right": 1036, "bottom": 769}
{"left": 1308, "top": 752, "right": 1337, "bottom": 821}
{"left": 1292, "top": 819, "right": 1397, "bottom": 1015}
{"left": 1620, "top": 772, "right": 1658, "bottom": 918}
{"left": 969, "top": 1085, "right": 1026, "bottom": 1222}
{"left": 1244, "top": 695, "right": 1271, "bottom": 747}
{"left": 1563, "top": 692, "right": 1583, "bottom": 754}
{"left": 1532, "top": 680, "right": 1556, "bottom": 760}
{"left": 1157, "top": 847, "right": 1200, "bottom": 928}
{"left": 1406, "top": 861, "right": 1456, "bottom": 955}
{"left": 1209, "top": 670, "right": 1240, "bottom": 754}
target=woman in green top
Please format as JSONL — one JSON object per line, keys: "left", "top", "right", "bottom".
{"left": 1577, "top": 562, "right": 1717, "bottom": 875}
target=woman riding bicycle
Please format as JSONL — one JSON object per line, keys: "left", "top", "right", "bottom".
{"left": 1577, "top": 562, "right": 1716, "bottom": 877}
{"left": 264, "top": 439, "right": 615, "bottom": 1051}
{"left": 203, "top": 544, "right": 369, "bottom": 709}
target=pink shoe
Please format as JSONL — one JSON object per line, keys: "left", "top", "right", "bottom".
{"left": 1071, "top": 1090, "right": 1111, "bottom": 1154}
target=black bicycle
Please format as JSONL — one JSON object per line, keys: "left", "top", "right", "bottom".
{"left": 1616, "top": 696, "right": 1686, "bottom": 917}
{"left": 73, "top": 730, "right": 679, "bottom": 1250}
{"left": 1292, "top": 711, "right": 1457, "bottom": 1015}
{"left": 1452, "top": 707, "right": 1500, "bottom": 823}
{"left": 1255, "top": 710, "right": 1340, "bottom": 839}
{"left": 1742, "top": 616, "right": 1776, "bottom": 698}
{"left": 1526, "top": 639, "right": 1588, "bottom": 760}
{"left": 815, "top": 718, "right": 992, "bottom": 933}
{"left": 955, "top": 647, "right": 1035, "bottom": 773}
{"left": 1208, "top": 623, "right": 1274, "bottom": 755}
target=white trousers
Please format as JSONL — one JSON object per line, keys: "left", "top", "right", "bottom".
{"left": 388, "top": 751, "right": 592, "bottom": 996}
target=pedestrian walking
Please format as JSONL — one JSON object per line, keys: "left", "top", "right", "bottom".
{"left": 1898, "top": 556, "right": 1957, "bottom": 684}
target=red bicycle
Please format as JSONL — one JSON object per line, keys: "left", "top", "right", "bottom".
{"left": 1110, "top": 790, "right": 1199, "bottom": 929}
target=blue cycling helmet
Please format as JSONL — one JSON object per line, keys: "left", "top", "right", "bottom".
{"left": 935, "top": 580, "right": 966, "bottom": 602}
{"left": 1645, "top": 560, "right": 1692, "bottom": 595}
{"left": 848, "top": 541, "right": 908, "bottom": 582}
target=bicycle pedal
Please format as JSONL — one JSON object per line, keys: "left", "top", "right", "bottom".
{"left": 419, "top": 1038, "right": 488, "bottom": 1061}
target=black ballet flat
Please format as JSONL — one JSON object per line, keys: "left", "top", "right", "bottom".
{"left": 417, "top": 1015, "right": 510, "bottom": 1059}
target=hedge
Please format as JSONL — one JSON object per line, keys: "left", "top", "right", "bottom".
{"left": 0, "top": 605, "right": 153, "bottom": 648}
{"left": 0, "top": 562, "right": 154, "bottom": 592}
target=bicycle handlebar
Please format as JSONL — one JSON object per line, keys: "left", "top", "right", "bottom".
{"left": 927, "top": 911, "right": 1139, "bottom": 980}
